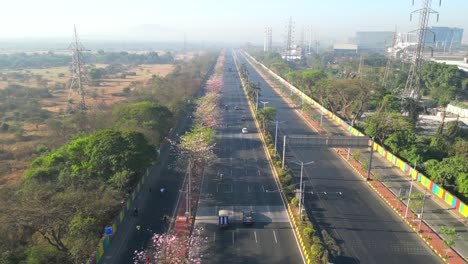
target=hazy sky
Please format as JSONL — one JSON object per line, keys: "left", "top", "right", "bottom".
{"left": 1, "top": 0, "right": 467, "bottom": 44}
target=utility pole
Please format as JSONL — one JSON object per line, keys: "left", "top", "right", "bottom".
{"left": 68, "top": 25, "right": 89, "bottom": 112}
{"left": 403, "top": 0, "right": 441, "bottom": 99}
{"left": 260, "top": 101, "right": 269, "bottom": 109}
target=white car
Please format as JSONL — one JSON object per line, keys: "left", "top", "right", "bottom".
{"left": 241, "top": 128, "right": 248, "bottom": 134}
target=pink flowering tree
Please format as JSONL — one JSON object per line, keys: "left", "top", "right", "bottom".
{"left": 178, "top": 125, "right": 216, "bottom": 167}
{"left": 193, "top": 93, "right": 221, "bottom": 128}
{"left": 134, "top": 227, "right": 208, "bottom": 264}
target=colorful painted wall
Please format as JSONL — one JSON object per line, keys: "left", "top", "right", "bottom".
{"left": 243, "top": 51, "right": 468, "bottom": 219}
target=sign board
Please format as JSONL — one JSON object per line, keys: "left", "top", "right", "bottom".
{"left": 288, "top": 136, "right": 370, "bottom": 148}
{"left": 105, "top": 226, "right": 113, "bottom": 236}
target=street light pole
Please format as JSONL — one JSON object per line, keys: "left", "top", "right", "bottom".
{"left": 274, "top": 120, "right": 278, "bottom": 155}
{"left": 299, "top": 162, "right": 304, "bottom": 220}
{"left": 366, "top": 137, "right": 375, "bottom": 180}
{"left": 418, "top": 190, "right": 428, "bottom": 231}
{"left": 282, "top": 135, "right": 287, "bottom": 169}
{"left": 405, "top": 163, "right": 417, "bottom": 219}
{"left": 255, "top": 89, "right": 259, "bottom": 110}
{"left": 293, "top": 160, "right": 314, "bottom": 221}
{"left": 187, "top": 158, "right": 191, "bottom": 219}
{"left": 270, "top": 120, "right": 285, "bottom": 157}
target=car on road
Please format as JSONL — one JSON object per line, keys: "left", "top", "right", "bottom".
{"left": 234, "top": 106, "right": 239, "bottom": 110}
{"left": 241, "top": 127, "right": 248, "bottom": 134}
{"left": 242, "top": 211, "right": 254, "bottom": 225}
{"left": 241, "top": 115, "right": 246, "bottom": 121}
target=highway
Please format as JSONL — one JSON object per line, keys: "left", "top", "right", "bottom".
{"left": 237, "top": 51, "right": 442, "bottom": 264}
{"left": 193, "top": 51, "right": 304, "bottom": 263}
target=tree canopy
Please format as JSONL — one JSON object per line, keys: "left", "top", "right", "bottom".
{"left": 112, "top": 101, "right": 173, "bottom": 145}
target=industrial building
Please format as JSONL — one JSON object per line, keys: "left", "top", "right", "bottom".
{"left": 355, "top": 31, "right": 394, "bottom": 53}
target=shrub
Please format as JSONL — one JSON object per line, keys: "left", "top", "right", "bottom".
{"left": 303, "top": 226, "right": 315, "bottom": 239}
{"left": 361, "top": 157, "right": 369, "bottom": 171}
{"left": 311, "top": 242, "right": 325, "bottom": 258}
{"left": 352, "top": 150, "right": 362, "bottom": 162}
{"left": 1, "top": 122, "right": 10, "bottom": 132}
{"left": 280, "top": 174, "right": 292, "bottom": 186}
{"left": 291, "top": 197, "right": 299, "bottom": 207}
{"left": 36, "top": 144, "right": 48, "bottom": 154}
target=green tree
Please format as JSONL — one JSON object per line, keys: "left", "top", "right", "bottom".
{"left": 363, "top": 112, "right": 414, "bottom": 143}
{"left": 384, "top": 128, "right": 416, "bottom": 154}
{"left": 326, "top": 79, "right": 383, "bottom": 126}
{"left": 256, "top": 106, "right": 277, "bottom": 131}
{"left": 113, "top": 101, "right": 173, "bottom": 144}
{"left": 424, "top": 156, "right": 468, "bottom": 189}
{"left": 401, "top": 98, "right": 422, "bottom": 125}
{"left": 88, "top": 68, "right": 106, "bottom": 80}
{"left": 420, "top": 62, "right": 466, "bottom": 105}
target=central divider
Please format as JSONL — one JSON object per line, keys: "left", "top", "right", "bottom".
{"left": 233, "top": 51, "right": 317, "bottom": 264}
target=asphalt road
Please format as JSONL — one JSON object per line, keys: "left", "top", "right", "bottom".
{"left": 193, "top": 51, "right": 304, "bottom": 264}
{"left": 237, "top": 51, "right": 442, "bottom": 264}
{"left": 292, "top": 76, "right": 468, "bottom": 260}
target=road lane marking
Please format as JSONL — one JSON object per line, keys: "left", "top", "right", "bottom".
{"left": 254, "top": 231, "right": 258, "bottom": 243}
{"left": 273, "top": 230, "right": 278, "bottom": 243}
{"left": 262, "top": 185, "right": 265, "bottom": 192}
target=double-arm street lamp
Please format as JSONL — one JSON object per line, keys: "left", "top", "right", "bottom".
{"left": 270, "top": 120, "right": 285, "bottom": 156}
{"left": 291, "top": 160, "right": 314, "bottom": 221}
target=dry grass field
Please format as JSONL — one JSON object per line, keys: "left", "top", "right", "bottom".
{"left": 0, "top": 63, "right": 175, "bottom": 185}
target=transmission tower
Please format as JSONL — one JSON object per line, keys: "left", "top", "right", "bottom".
{"left": 402, "top": 0, "right": 441, "bottom": 99}
{"left": 382, "top": 27, "right": 398, "bottom": 88}
{"left": 285, "top": 17, "right": 295, "bottom": 51}
{"left": 264, "top": 27, "right": 272, "bottom": 52}
{"left": 68, "top": 25, "right": 89, "bottom": 111}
